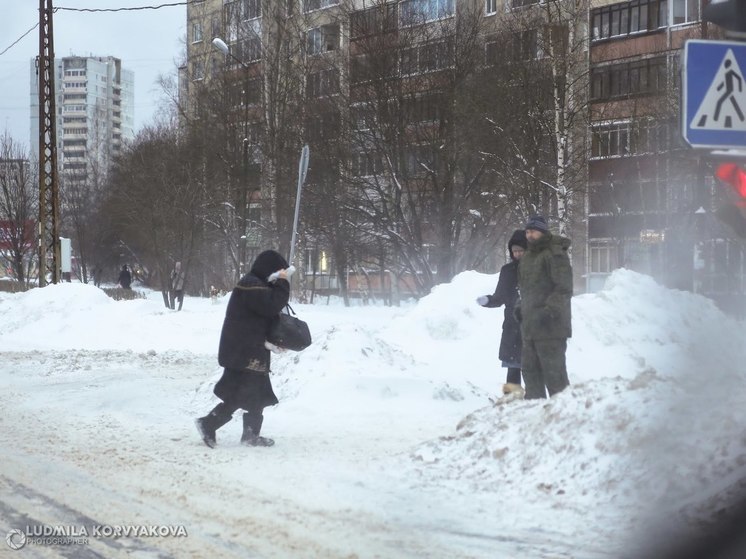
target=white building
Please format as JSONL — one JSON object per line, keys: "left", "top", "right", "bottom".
{"left": 30, "top": 55, "right": 134, "bottom": 181}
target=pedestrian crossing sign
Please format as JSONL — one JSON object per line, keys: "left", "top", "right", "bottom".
{"left": 682, "top": 40, "right": 746, "bottom": 150}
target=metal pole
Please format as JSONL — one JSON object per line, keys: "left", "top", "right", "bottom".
{"left": 288, "top": 144, "right": 309, "bottom": 266}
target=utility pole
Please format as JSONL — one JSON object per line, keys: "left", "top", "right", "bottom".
{"left": 37, "top": 0, "right": 61, "bottom": 286}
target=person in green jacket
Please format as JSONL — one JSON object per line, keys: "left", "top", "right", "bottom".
{"left": 516, "top": 215, "right": 572, "bottom": 399}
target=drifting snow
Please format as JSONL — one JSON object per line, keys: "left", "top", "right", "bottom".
{"left": 0, "top": 269, "right": 744, "bottom": 558}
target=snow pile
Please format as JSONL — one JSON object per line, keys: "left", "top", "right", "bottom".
{"left": 569, "top": 269, "right": 745, "bottom": 383}
{"left": 0, "top": 283, "right": 223, "bottom": 352}
{"left": 403, "top": 269, "right": 746, "bottom": 552}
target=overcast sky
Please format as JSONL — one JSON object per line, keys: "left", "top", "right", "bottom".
{"left": 0, "top": 0, "right": 186, "bottom": 151}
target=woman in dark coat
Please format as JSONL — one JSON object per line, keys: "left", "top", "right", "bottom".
{"left": 477, "top": 229, "right": 528, "bottom": 395}
{"left": 195, "top": 250, "right": 290, "bottom": 448}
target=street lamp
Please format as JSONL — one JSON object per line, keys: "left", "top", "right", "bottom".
{"left": 213, "top": 36, "right": 254, "bottom": 278}
{"left": 212, "top": 37, "right": 249, "bottom": 69}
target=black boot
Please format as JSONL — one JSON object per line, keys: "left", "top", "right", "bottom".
{"left": 241, "top": 412, "right": 274, "bottom": 447}
{"left": 195, "top": 403, "right": 233, "bottom": 448}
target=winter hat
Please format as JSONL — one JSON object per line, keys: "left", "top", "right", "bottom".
{"left": 508, "top": 229, "right": 528, "bottom": 258}
{"left": 524, "top": 215, "right": 550, "bottom": 234}
{"left": 250, "top": 250, "right": 288, "bottom": 281}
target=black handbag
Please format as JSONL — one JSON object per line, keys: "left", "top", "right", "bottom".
{"left": 267, "top": 305, "right": 312, "bottom": 351}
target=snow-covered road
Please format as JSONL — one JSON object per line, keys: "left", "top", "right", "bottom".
{"left": 0, "top": 349, "right": 595, "bottom": 559}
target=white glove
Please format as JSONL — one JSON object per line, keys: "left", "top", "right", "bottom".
{"left": 267, "top": 265, "right": 296, "bottom": 283}
{"left": 476, "top": 295, "right": 489, "bottom": 306}
{"left": 264, "top": 341, "right": 286, "bottom": 353}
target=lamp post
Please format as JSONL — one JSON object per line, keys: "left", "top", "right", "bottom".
{"left": 213, "top": 37, "right": 253, "bottom": 279}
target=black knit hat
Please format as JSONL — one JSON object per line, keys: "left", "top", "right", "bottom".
{"left": 508, "top": 229, "right": 527, "bottom": 259}
{"left": 250, "top": 250, "right": 288, "bottom": 281}
{"left": 524, "top": 215, "right": 550, "bottom": 234}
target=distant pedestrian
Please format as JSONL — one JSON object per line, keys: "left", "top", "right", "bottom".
{"left": 118, "top": 265, "right": 132, "bottom": 290}
{"left": 195, "top": 250, "right": 290, "bottom": 448}
{"left": 170, "top": 261, "right": 186, "bottom": 311}
{"left": 477, "top": 229, "right": 527, "bottom": 397}
{"left": 515, "top": 216, "right": 572, "bottom": 399}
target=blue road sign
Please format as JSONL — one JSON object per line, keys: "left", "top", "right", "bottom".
{"left": 682, "top": 39, "right": 746, "bottom": 150}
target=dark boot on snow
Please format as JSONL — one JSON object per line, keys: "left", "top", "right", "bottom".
{"left": 241, "top": 412, "right": 274, "bottom": 447}
{"left": 195, "top": 404, "right": 233, "bottom": 448}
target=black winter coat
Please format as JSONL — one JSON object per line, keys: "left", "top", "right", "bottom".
{"left": 217, "top": 273, "right": 290, "bottom": 372}
{"left": 484, "top": 259, "right": 522, "bottom": 365}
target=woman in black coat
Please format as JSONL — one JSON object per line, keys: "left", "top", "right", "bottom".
{"left": 195, "top": 250, "right": 290, "bottom": 448}
{"left": 477, "top": 229, "right": 527, "bottom": 395}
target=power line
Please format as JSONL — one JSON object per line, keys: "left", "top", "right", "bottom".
{"left": 0, "top": 22, "right": 39, "bottom": 58}
{"left": 54, "top": 1, "right": 192, "bottom": 13}
{"left": 0, "top": 2, "right": 193, "bottom": 58}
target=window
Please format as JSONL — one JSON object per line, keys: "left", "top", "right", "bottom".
{"left": 212, "top": 15, "right": 221, "bottom": 39}
{"left": 590, "top": 122, "right": 631, "bottom": 159}
{"left": 306, "top": 111, "right": 341, "bottom": 141}
{"left": 403, "top": 144, "right": 437, "bottom": 176}
{"left": 228, "top": 78, "right": 262, "bottom": 106}
{"left": 304, "top": 0, "right": 338, "bottom": 13}
{"left": 484, "top": 37, "right": 500, "bottom": 66}
{"left": 402, "top": 93, "right": 445, "bottom": 124}
{"left": 307, "top": 69, "right": 339, "bottom": 97}
{"left": 400, "top": 38, "right": 454, "bottom": 76}
{"left": 351, "top": 104, "right": 376, "bottom": 131}
{"left": 592, "top": 119, "right": 674, "bottom": 157}
{"left": 591, "top": 0, "right": 670, "bottom": 41}
{"left": 351, "top": 152, "right": 383, "bottom": 177}
{"left": 400, "top": 0, "right": 454, "bottom": 27}
{"left": 511, "top": 0, "right": 539, "bottom": 8}
{"left": 240, "top": 0, "right": 261, "bottom": 19}
{"left": 307, "top": 24, "right": 340, "bottom": 55}
{"left": 350, "top": 55, "right": 370, "bottom": 84}
{"left": 192, "top": 22, "right": 203, "bottom": 43}
{"left": 350, "top": 4, "right": 397, "bottom": 38}
{"left": 590, "top": 56, "right": 667, "bottom": 101}
{"left": 233, "top": 36, "right": 262, "bottom": 64}
{"left": 511, "top": 29, "right": 539, "bottom": 61}
{"left": 632, "top": 119, "right": 672, "bottom": 154}
{"left": 590, "top": 245, "right": 616, "bottom": 273}
{"left": 485, "top": 0, "right": 497, "bottom": 14}
{"left": 193, "top": 61, "right": 205, "bottom": 80}
{"left": 671, "top": 0, "right": 699, "bottom": 25}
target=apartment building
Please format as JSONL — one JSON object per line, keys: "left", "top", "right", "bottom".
{"left": 587, "top": 0, "right": 746, "bottom": 312}
{"left": 180, "top": 0, "right": 593, "bottom": 295}
{"left": 30, "top": 55, "right": 135, "bottom": 181}
{"left": 184, "top": 1, "right": 746, "bottom": 304}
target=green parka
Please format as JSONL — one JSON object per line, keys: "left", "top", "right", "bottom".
{"left": 517, "top": 232, "right": 573, "bottom": 340}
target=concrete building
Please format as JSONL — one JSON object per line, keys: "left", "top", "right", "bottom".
{"left": 587, "top": 0, "right": 745, "bottom": 313}
{"left": 30, "top": 55, "right": 135, "bottom": 181}
{"left": 179, "top": 0, "right": 745, "bottom": 308}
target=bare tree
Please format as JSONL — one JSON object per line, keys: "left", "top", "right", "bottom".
{"left": 104, "top": 120, "right": 212, "bottom": 306}
{"left": 0, "top": 133, "right": 37, "bottom": 287}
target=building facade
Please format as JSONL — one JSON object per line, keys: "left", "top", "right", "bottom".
{"left": 587, "top": 0, "right": 746, "bottom": 313}
{"left": 180, "top": 0, "right": 745, "bottom": 308}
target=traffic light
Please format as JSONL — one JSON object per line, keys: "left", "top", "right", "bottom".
{"left": 703, "top": 0, "right": 746, "bottom": 33}
{"left": 715, "top": 162, "right": 746, "bottom": 204}
{"left": 714, "top": 162, "right": 746, "bottom": 238}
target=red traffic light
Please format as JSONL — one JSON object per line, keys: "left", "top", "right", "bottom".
{"left": 715, "top": 162, "right": 746, "bottom": 206}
